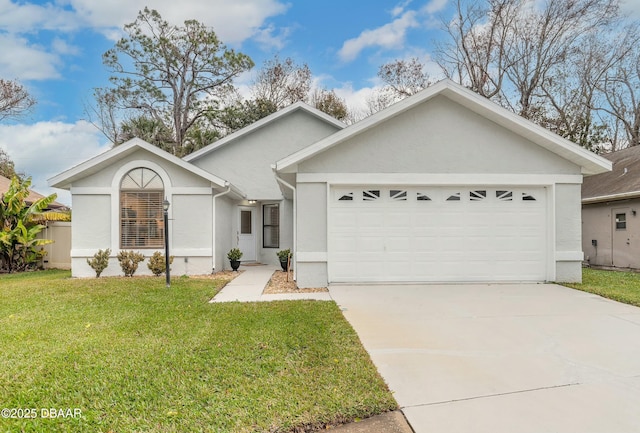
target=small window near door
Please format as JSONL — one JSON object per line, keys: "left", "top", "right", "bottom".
{"left": 240, "top": 210, "right": 252, "bottom": 234}
{"left": 616, "top": 213, "right": 627, "bottom": 230}
{"left": 263, "top": 204, "right": 279, "bottom": 248}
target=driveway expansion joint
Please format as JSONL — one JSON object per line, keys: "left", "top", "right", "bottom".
{"left": 401, "top": 382, "right": 582, "bottom": 409}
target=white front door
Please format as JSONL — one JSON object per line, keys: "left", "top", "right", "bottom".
{"left": 238, "top": 206, "right": 256, "bottom": 262}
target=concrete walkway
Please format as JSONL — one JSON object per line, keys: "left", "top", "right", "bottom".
{"left": 209, "top": 264, "right": 333, "bottom": 302}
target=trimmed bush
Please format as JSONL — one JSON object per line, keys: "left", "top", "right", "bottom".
{"left": 87, "top": 248, "right": 111, "bottom": 277}
{"left": 117, "top": 250, "right": 145, "bottom": 277}
{"left": 147, "top": 251, "right": 174, "bottom": 276}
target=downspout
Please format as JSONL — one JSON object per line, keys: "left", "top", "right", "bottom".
{"left": 212, "top": 182, "right": 232, "bottom": 273}
{"left": 272, "top": 165, "right": 296, "bottom": 281}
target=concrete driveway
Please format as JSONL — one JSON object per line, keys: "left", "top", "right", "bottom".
{"left": 329, "top": 283, "right": 640, "bottom": 433}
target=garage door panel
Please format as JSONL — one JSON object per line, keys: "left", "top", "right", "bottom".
{"left": 329, "top": 186, "right": 548, "bottom": 283}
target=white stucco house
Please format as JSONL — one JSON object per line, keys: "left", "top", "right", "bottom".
{"left": 49, "top": 79, "right": 611, "bottom": 285}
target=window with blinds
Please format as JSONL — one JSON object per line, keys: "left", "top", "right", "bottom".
{"left": 120, "top": 168, "right": 164, "bottom": 249}
{"left": 263, "top": 204, "right": 279, "bottom": 248}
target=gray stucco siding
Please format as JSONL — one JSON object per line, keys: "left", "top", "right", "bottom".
{"left": 171, "top": 194, "right": 213, "bottom": 251}
{"left": 74, "top": 150, "right": 213, "bottom": 189}
{"left": 214, "top": 195, "right": 234, "bottom": 272}
{"left": 554, "top": 183, "right": 583, "bottom": 282}
{"left": 298, "top": 96, "right": 581, "bottom": 176}
{"left": 71, "top": 194, "right": 110, "bottom": 249}
{"left": 192, "top": 110, "right": 341, "bottom": 199}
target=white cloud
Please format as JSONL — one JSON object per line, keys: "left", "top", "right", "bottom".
{"left": 338, "top": 11, "right": 419, "bottom": 63}
{"left": 0, "top": 0, "right": 80, "bottom": 33}
{"left": 621, "top": 0, "right": 640, "bottom": 17}
{"left": 252, "top": 23, "right": 293, "bottom": 51}
{"left": 0, "top": 0, "right": 290, "bottom": 84}
{"left": 52, "top": 38, "right": 80, "bottom": 56}
{"left": 0, "top": 121, "right": 110, "bottom": 205}
{"left": 423, "top": 0, "right": 449, "bottom": 14}
{"left": 26, "top": 0, "right": 291, "bottom": 45}
{"left": 0, "top": 34, "right": 61, "bottom": 80}
{"left": 391, "top": 0, "right": 415, "bottom": 17}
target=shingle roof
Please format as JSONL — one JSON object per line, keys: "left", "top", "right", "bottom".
{"left": 582, "top": 146, "right": 640, "bottom": 203}
{"left": 0, "top": 175, "right": 66, "bottom": 209}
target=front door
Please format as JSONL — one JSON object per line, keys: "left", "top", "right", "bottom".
{"left": 612, "top": 207, "right": 631, "bottom": 267}
{"left": 238, "top": 206, "right": 256, "bottom": 262}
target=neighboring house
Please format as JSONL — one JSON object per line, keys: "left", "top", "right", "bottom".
{"left": 49, "top": 80, "right": 611, "bottom": 285}
{"left": 0, "top": 174, "right": 66, "bottom": 210}
{"left": 582, "top": 146, "right": 640, "bottom": 269}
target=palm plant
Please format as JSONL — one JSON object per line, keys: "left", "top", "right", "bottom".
{"left": 0, "top": 176, "right": 57, "bottom": 272}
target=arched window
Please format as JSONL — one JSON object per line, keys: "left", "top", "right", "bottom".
{"left": 120, "top": 168, "right": 164, "bottom": 248}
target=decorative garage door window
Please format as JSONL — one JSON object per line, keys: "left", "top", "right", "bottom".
{"left": 334, "top": 187, "right": 538, "bottom": 203}
{"left": 120, "top": 167, "right": 165, "bottom": 249}
{"left": 363, "top": 190, "right": 381, "bottom": 201}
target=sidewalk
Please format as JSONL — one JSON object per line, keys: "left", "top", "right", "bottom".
{"left": 209, "top": 264, "right": 333, "bottom": 303}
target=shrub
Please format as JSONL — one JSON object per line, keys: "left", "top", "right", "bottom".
{"left": 117, "top": 250, "right": 145, "bottom": 277}
{"left": 276, "top": 249, "right": 291, "bottom": 262}
{"left": 227, "top": 248, "right": 243, "bottom": 261}
{"left": 87, "top": 248, "right": 111, "bottom": 277}
{"left": 147, "top": 251, "right": 174, "bottom": 276}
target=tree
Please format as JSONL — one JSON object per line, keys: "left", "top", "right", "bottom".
{"left": 218, "top": 98, "right": 278, "bottom": 133}
{"left": 0, "top": 78, "right": 35, "bottom": 122}
{"left": 437, "top": 0, "right": 518, "bottom": 98}
{"left": 0, "top": 176, "right": 55, "bottom": 272}
{"left": 366, "top": 58, "right": 435, "bottom": 114}
{"left": 118, "top": 115, "right": 175, "bottom": 151}
{"left": 98, "top": 8, "right": 254, "bottom": 155}
{"left": 222, "top": 55, "right": 352, "bottom": 126}
{"left": 0, "top": 148, "right": 18, "bottom": 179}
{"left": 309, "top": 89, "right": 349, "bottom": 122}
{"left": 502, "top": 0, "right": 619, "bottom": 119}
{"left": 598, "top": 54, "right": 640, "bottom": 148}
{"left": 251, "top": 56, "right": 311, "bottom": 109}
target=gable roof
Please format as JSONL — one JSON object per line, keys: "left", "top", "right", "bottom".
{"left": 1, "top": 175, "right": 66, "bottom": 209}
{"left": 582, "top": 146, "right": 640, "bottom": 204}
{"left": 275, "top": 79, "right": 611, "bottom": 176}
{"left": 183, "top": 102, "right": 346, "bottom": 162}
{"left": 48, "top": 138, "right": 245, "bottom": 198}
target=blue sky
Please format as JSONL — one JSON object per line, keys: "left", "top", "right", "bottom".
{"left": 1, "top": 0, "right": 639, "bottom": 204}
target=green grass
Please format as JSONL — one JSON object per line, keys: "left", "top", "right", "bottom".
{"left": 0, "top": 270, "right": 396, "bottom": 432}
{"left": 563, "top": 268, "right": 640, "bottom": 307}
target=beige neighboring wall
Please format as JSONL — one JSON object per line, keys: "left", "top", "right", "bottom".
{"left": 582, "top": 199, "right": 640, "bottom": 269}
{"left": 39, "top": 221, "right": 71, "bottom": 269}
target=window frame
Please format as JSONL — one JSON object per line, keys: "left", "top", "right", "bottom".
{"left": 262, "top": 203, "right": 280, "bottom": 248}
{"left": 120, "top": 168, "right": 165, "bottom": 249}
{"left": 615, "top": 212, "right": 627, "bottom": 230}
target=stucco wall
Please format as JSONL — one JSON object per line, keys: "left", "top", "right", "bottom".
{"left": 299, "top": 96, "right": 580, "bottom": 176}
{"left": 291, "top": 95, "right": 586, "bottom": 286}
{"left": 67, "top": 150, "right": 216, "bottom": 277}
{"left": 215, "top": 194, "right": 234, "bottom": 272}
{"left": 72, "top": 194, "right": 111, "bottom": 250}
{"left": 554, "top": 183, "right": 583, "bottom": 282}
{"left": 582, "top": 199, "right": 640, "bottom": 269}
{"left": 74, "top": 150, "right": 212, "bottom": 189}
{"left": 296, "top": 183, "right": 329, "bottom": 287}
{"left": 191, "top": 110, "right": 342, "bottom": 199}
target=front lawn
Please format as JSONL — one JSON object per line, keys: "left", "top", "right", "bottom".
{"left": 563, "top": 268, "right": 640, "bottom": 307}
{"left": 0, "top": 270, "right": 396, "bottom": 432}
